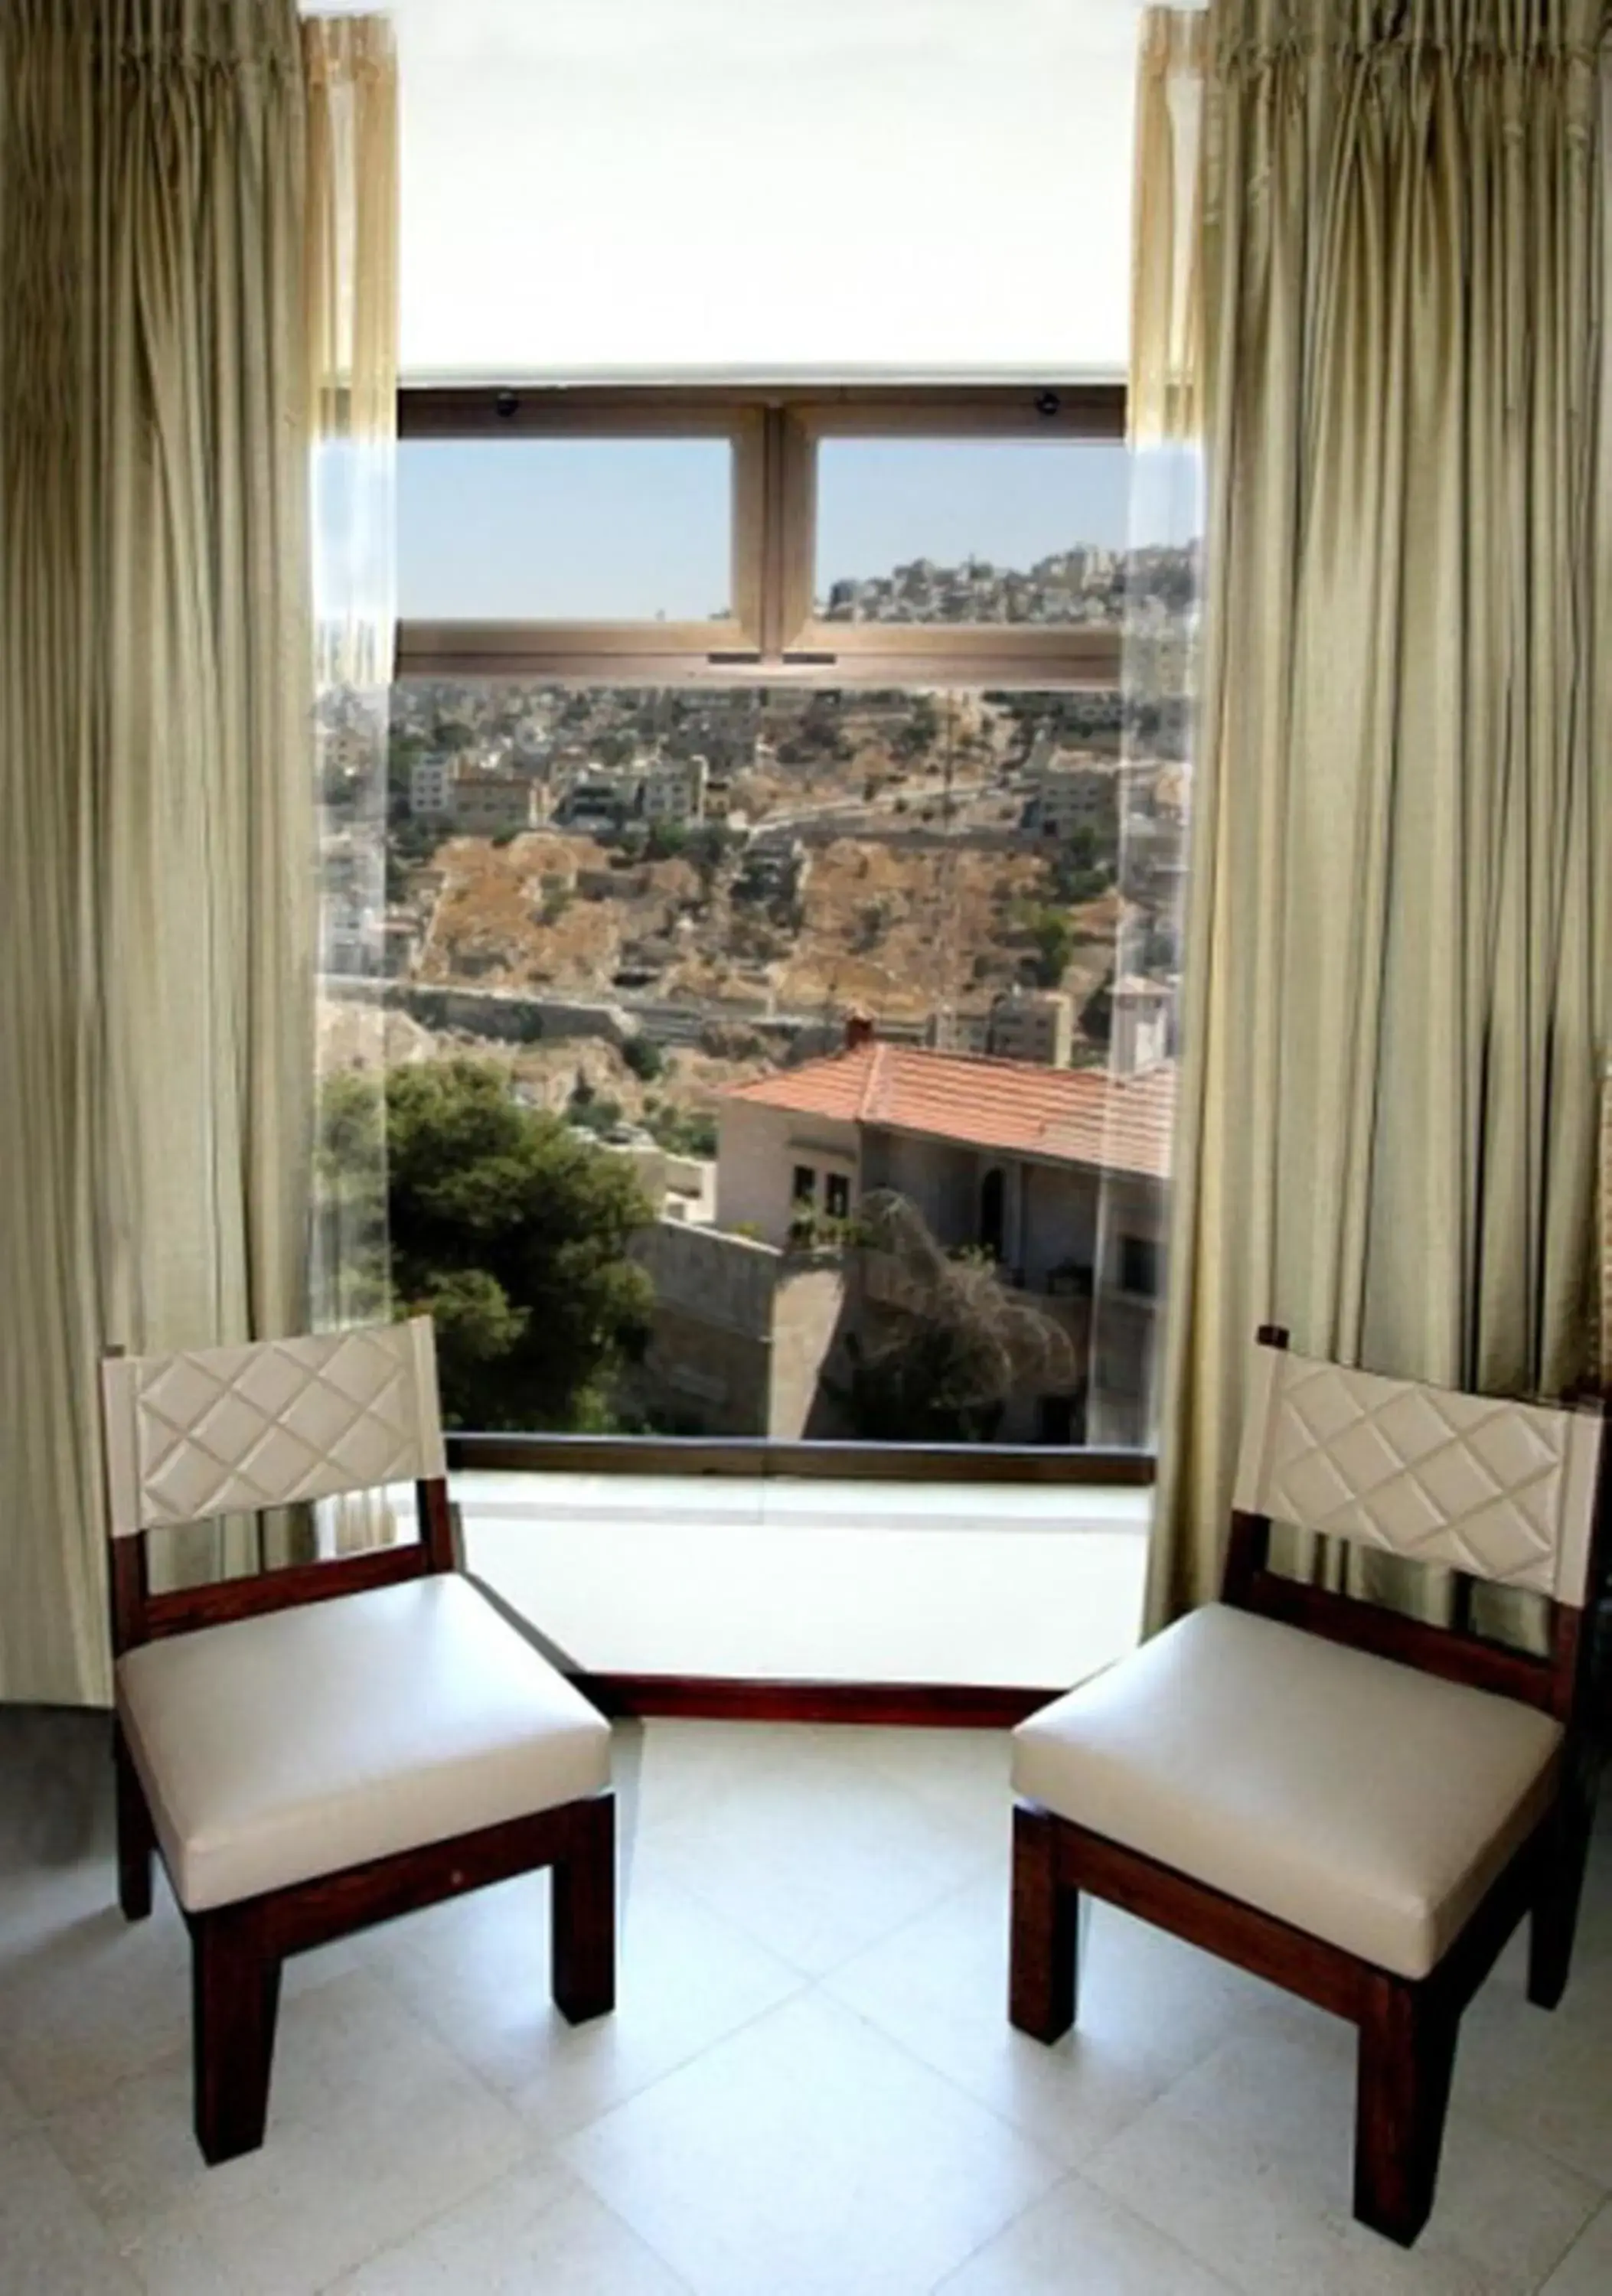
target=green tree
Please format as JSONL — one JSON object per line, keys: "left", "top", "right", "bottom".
{"left": 622, "top": 1034, "right": 665, "bottom": 1082}
{"left": 320, "top": 1061, "right": 654, "bottom": 1431}
{"left": 644, "top": 820, "right": 690, "bottom": 862}
{"left": 1027, "top": 908, "right": 1074, "bottom": 988}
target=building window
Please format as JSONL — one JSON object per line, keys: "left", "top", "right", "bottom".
{"left": 792, "top": 1165, "right": 818, "bottom": 1208}
{"left": 824, "top": 1172, "right": 851, "bottom": 1221}
{"left": 1119, "top": 1234, "right": 1163, "bottom": 1299}
{"left": 978, "top": 1168, "right": 1007, "bottom": 1261}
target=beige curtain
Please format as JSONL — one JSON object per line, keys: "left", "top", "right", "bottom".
{"left": 1147, "top": 0, "right": 1610, "bottom": 1635}
{"left": 0, "top": 0, "right": 315, "bottom": 1703}
{"left": 305, "top": 14, "right": 402, "bottom": 1554}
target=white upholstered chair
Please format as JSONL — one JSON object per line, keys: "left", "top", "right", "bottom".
{"left": 103, "top": 1317, "right": 615, "bottom": 2164}
{"left": 1010, "top": 1327, "right": 1606, "bottom": 2247}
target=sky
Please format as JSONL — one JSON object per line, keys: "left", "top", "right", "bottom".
{"left": 396, "top": 435, "right": 1140, "bottom": 621}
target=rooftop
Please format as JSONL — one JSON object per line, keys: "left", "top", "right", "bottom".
{"left": 722, "top": 1042, "right": 1175, "bottom": 1180}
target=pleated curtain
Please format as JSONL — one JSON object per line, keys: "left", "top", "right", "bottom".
{"left": 0, "top": 0, "right": 318, "bottom": 1704}
{"left": 1143, "top": 0, "right": 1612, "bottom": 1639}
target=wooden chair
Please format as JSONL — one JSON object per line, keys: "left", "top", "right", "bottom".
{"left": 1009, "top": 1326, "right": 1606, "bottom": 2247}
{"left": 102, "top": 1317, "right": 615, "bottom": 2165}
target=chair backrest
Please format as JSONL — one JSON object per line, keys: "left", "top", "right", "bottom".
{"left": 1232, "top": 1336, "right": 1603, "bottom": 1608}
{"left": 101, "top": 1319, "right": 446, "bottom": 1538}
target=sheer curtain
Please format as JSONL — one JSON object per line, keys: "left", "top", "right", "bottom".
{"left": 305, "top": 13, "right": 401, "bottom": 1551}
{"left": 1144, "top": 0, "right": 1610, "bottom": 1638}
{"left": 1089, "top": 5, "right": 1206, "bottom": 1447}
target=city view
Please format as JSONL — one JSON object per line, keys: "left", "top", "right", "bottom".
{"left": 317, "top": 540, "right": 1194, "bottom": 1446}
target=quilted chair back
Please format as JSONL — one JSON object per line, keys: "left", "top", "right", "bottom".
{"left": 100, "top": 1319, "right": 447, "bottom": 1537}
{"left": 1232, "top": 1342, "right": 1603, "bottom": 1607}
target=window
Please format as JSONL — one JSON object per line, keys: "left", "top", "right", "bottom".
{"left": 1119, "top": 1234, "right": 1162, "bottom": 1298}
{"left": 400, "top": 437, "right": 736, "bottom": 624}
{"left": 395, "top": 387, "right": 1124, "bottom": 686}
{"left": 333, "top": 381, "right": 1195, "bottom": 1465}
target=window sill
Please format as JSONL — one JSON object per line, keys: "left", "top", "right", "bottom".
{"left": 458, "top": 1469, "right": 1150, "bottom": 1694}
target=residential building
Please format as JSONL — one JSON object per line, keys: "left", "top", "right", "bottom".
{"left": 640, "top": 752, "right": 708, "bottom": 824}
{"left": 408, "top": 756, "right": 455, "bottom": 817}
{"left": 666, "top": 1034, "right": 1176, "bottom": 1446}
{"left": 452, "top": 772, "right": 543, "bottom": 835}
{"left": 1029, "top": 752, "right": 1118, "bottom": 840}
{"left": 986, "top": 987, "right": 1075, "bottom": 1068}
{"left": 1111, "top": 976, "right": 1173, "bottom": 1074}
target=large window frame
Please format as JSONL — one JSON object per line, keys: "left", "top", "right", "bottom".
{"left": 396, "top": 380, "right": 1154, "bottom": 1483}
{"left": 397, "top": 383, "right": 1127, "bottom": 691}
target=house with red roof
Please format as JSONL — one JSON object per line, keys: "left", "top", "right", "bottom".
{"left": 628, "top": 1019, "right": 1173, "bottom": 1447}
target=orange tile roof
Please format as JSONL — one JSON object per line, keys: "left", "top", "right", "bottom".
{"left": 722, "top": 1044, "right": 1175, "bottom": 1181}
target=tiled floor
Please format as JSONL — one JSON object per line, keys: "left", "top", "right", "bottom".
{"left": 2, "top": 1704, "right": 1609, "bottom": 2294}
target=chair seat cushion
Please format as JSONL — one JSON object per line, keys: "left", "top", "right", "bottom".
{"left": 117, "top": 1574, "right": 612, "bottom": 1912}
{"left": 1011, "top": 1603, "right": 1563, "bottom": 1979}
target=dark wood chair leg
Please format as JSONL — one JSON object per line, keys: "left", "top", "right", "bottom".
{"left": 552, "top": 1794, "right": 615, "bottom": 2024}
{"left": 192, "top": 1907, "right": 282, "bottom": 2165}
{"left": 1528, "top": 1801, "right": 1594, "bottom": 2011}
{"left": 113, "top": 1724, "right": 155, "bottom": 1923}
{"left": 1009, "top": 1803, "right": 1078, "bottom": 2043}
{"left": 1354, "top": 1972, "right": 1457, "bottom": 2247}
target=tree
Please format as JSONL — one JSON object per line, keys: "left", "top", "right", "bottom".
{"left": 1027, "top": 908, "right": 1074, "bottom": 988}
{"left": 318, "top": 1061, "right": 654, "bottom": 1431}
{"left": 622, "top": 1034, "right": 665, "bottom": 1083}
{"left": 1081, "top": 967, "right": 1114, "bottom": 1047}
{"left": 644, "top": 820, "right": 690, "bottom": 862}
{"left": 832, "top": 1191, "right": 1076, "bottom": 1442}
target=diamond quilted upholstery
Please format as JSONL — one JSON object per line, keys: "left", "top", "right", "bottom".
{"left": 1232, "top": 1345, "right": 1602, "bottom": 1603}
{"left": 101, "top": 1320, "right": 446, "bottom": 1535}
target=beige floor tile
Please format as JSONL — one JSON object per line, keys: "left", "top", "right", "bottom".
{"left": 935, "top": 2175, "right": 1237, "bottom": 2294}
{"left": 635, "top": 1738, "right": 994, "bottom": 1978}
{"left": 561, "top": 1989, "right": 1064, "bottom": 2296}
{"left": 826, "top": 1876, "right": 1284, "bottom": 2168}
{"left": 1453, "top": 1931, "right": 1612, "bottom": 2190}
{"left": 802, "top": 1724, "right": 1016, "bottom": 1838}
{"left": 1538, "top": 2197, "right": 1612, "bottom": 2296}
{"left": 46, "top": 1970, "right": 530, "bottom": 2296}
{"left": 0, "top": 1891, "right": 194, "bottom": 2115}
{"left": 0, "top": 2124, "right": 142, "bottom": 2294}
{"left": 333, "top": 2172, "right": 694, "bottom": 2294}
{"left": 620, "top": 1719, "right": 811, "bottom": 1838}
{"left": 1085, "top": 2023, "right": 1601, "bottom": 2296}
{"left": 371, "top": 1864, "right": 805, "bottom": 2144}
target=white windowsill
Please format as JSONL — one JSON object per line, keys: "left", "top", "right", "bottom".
{"left": 457, "top": 1471, "right": 1150, "bottom": 1690}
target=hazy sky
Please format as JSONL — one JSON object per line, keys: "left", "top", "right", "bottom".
{"left": 396, "top": 435, "right": 1140, "bottom": 620}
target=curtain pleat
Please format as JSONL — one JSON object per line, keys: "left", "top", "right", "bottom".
{"left": 0, "top": 0, "right": 314, "bottom": 1701}
{"left": 1146, "top": 0, "right": 1610, "bottom": 1639}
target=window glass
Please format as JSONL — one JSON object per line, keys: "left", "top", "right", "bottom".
{"left": 316, "top": 675, "right": 1186, "bottom": 1448}
{"left": 815, "top": 440, "right": 1133, "bottom": 628}
{"left": 397, "top": 439, "right": 733, "bottom": 623}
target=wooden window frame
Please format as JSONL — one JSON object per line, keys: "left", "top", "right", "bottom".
{"left": 396, "top": 382, "right": 1127, "bottom": 691}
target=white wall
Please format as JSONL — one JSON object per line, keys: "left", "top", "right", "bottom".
{"left": 321, "top": 0, "right": 1162, "bottom": 379}
{"left": 715, "top": 1100, "right": 860, "bottom": 1245}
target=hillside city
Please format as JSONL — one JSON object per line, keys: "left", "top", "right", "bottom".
{"left": 316, "top": 543, "right": 1194, "bottom": 1446}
